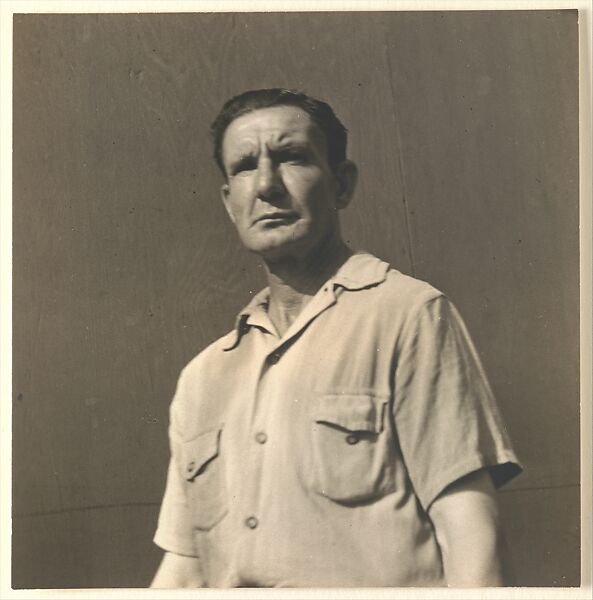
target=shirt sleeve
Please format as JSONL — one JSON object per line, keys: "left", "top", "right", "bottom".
{"left": 153, "top": 372, "right": 200, "bottom": 558}
{"left": 393, "top": 293, "right": 522, "bottom": 512}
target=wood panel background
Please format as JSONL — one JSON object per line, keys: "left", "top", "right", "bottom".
{"left": 12, "top": 11, "right": 580, "bottom": 588}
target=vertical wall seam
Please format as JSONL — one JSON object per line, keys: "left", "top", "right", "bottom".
{"left": 382, "top": 27, "right": 417, "bottom": 278}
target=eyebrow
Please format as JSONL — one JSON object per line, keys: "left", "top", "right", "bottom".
{"left": 228, "top": 140, "right": 310, "bottom": 164}
{"left": 227, "top": 155, "right": 257, "bottom": 175}
{"left": 271, "top": 141, "right": 309, "bottom": 152}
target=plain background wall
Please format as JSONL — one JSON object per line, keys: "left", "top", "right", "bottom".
{"left": 12, "top": 11, "right": 580, "bottom": 588}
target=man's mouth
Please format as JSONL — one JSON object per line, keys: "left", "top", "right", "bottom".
{"left": 254, "top": 212, "right": 299, "bottom": 225}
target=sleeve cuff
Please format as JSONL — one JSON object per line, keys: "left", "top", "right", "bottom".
{"left": 153, "top": 528, "right": 199, "bottom": 558}
{"left": 417, "top": 450, "right": 523, "bottom": 511}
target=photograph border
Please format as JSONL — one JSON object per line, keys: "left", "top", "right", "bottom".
{"left": 1, "top": 1, "right": 590, "bottom": 598}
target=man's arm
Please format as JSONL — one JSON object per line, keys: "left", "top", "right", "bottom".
{"left": 150, "top": 552, "right": 205, "bottom": 588}
{"left": 428, "top": 469, "right": 510, "bottom": 587}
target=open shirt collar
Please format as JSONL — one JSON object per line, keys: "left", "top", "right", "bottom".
{"left": 223, "top": 251, "right": 389, "bottom": 351}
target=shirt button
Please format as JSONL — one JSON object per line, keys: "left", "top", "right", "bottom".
{"left": 245, "top": 516, "right": 259, "bottom": 529}
{"left": 267, "top": 351, "right": 281, "bottom": 365}
{"left": 255, "top": 431, "right": 268, "bottom": 444}
{"left": 346, "top": 433, "right": 360, "bottom": 445}
{"left": 187, "top": 461, "right": 196, "bottom": 471}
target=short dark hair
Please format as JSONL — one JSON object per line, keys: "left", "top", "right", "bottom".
{"left": 210, "top": 88, "right": 348, "bottom": 177}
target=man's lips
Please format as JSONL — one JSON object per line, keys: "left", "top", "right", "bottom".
{"left": 254, "top": 212, "right": 299, "bottom": 224}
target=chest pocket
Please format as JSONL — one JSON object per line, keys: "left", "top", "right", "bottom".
{"left": 309, "top": 394, "right": 394, "bottom": 504}
{"left": 179, "top": 427, "right": 228, "bottom": 531}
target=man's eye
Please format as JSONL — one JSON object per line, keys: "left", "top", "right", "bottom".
{"left": 233, "top": 159, "right": 256, "bottom": 174}
{"left": 283, "top": 152, "right": 307, "bottom": 164}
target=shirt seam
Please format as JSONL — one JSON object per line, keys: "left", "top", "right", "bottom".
{"left": 392, "top": 290, "right": 447, "bottom": 418}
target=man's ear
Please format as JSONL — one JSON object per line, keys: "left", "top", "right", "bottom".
{"left": 334, "top": 160, "right": 358, "bottom": 209}
{"left": 220, "top": 183, "right": 236, "bottom": 225}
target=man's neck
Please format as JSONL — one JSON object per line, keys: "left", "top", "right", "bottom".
{"left": 262, "top": 237, "right": 352, "bottom": 337}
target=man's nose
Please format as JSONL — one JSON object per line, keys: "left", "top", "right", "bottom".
{"left": 255, "top": 158, "right": 284, "bottom": 201}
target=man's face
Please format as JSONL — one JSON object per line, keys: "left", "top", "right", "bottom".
{"left": 220, "top": 106, "right": 344, "bottom": 262}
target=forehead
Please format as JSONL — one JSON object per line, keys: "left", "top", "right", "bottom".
{"left": 221, "top": 106, "right": 326, "bottom": 157}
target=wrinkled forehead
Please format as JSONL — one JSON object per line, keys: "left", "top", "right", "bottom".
{"left": 221, "top": 106, "right": 328, "bottom": 158}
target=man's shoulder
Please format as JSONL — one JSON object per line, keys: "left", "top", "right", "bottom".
{"left": 169, "top": 329, "right": 239, "bottom": 424}
{"left": 384, "top": 266, "right": 441, "bottom": 298}
{"left": 178, "top": 328, "right": 238, "bottom": 379}
{"left": 372, "top": 262, "right": 445, "bottom": 315}
{"left": 341, "top": 251, "right": 443, "bottom": 306}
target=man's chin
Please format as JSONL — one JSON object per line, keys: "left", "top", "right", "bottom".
{"left": 245, "top": 237, "right": 308, "bottom": 263}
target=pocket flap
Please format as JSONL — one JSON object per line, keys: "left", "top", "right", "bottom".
{"left": 181, "top": 427, "right": 221, "bottom": 481}
{"left": 313, "top": 395, "right": 384, "bottom": 433}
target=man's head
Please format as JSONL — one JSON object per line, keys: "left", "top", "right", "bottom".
{"left": 211, "top": 89, "right": 348, "bottom": 178}
{"left": 211, "top": 89, "right": 357, "bottom": 262}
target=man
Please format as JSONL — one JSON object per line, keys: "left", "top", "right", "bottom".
{"left": 151, "top": 89, "right": 522, "bottom": 588}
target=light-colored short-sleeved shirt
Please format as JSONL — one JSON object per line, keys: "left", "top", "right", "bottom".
{"left": 154, "top": 251, "right": 521, "bottom": 587}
